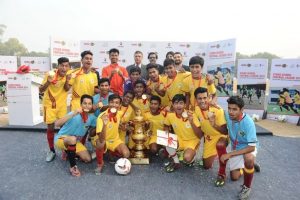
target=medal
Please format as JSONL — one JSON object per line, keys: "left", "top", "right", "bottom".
{"left": 110, "top": 107, "right": 117, "bottom": 113}
{"left": 182, "top": 111, "right": 188, "bottom": 119}
{"left": 142, "top": 94, "right": 147, "bottom": 100}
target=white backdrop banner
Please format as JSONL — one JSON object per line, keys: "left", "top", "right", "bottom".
{"left": 267, "top": 59, "right": 300, "bottom": 118}
{"left": 50, "top": 37, "right": 81, "bottom": 63}
{"left": 80, "top": 40, "right": 209, "bottom": 73}
{"left": 20, "top": 57, "right": 50, "bottom": 72}
{"left": 237, "top": 59, "right": 268, "bottom": 85}
{"left": 270, "top": 59, "right": 300, "bottom": 87}
{"left": 0, "top": 56, "right": 17, "bottom": 81}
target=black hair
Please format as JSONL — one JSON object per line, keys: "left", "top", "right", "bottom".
{"left": 146, "top": 63, "right": 159, "bottom": 71}
{"left": 282, "top": 88, "right": 289, "bottom": 92}
{"left": 150, "top": 95, "right": 161, "bottom": 104}
{"left": 130, "top": 67, "right": 141, "bottom": 75}
{"left": 99, "top": 78, "right": 110, "bottom": 86}
{"left": 227, "top": 96, "right": 245, "bottom": 109}
{"left": 189, "top": 56, "right": 204, "bottom": 67}
{"left": 166, "top": 51, "right": 174, "bottom": 58}
{"left": 81, "top": 50, "right": 93, "bottom": 59}
{"left": 123, "top": 90, "right": 135, "bottom": 97}
{"left": 57, "top": 57, "right": 69, "bottom": 65}
{"left": 174, "top": 52, "right": 182, "bottom": 56}
{"left": 172, "top": 94, "right": 186, "bottom": 103}
{"left": 109, "top": 48, "right": 119, "bottom": 55}
{"left": 134, "top": 79, "right": 146, "bottom": 88}
{"left": 148, "top": 52, "right": 158, "bottom": 59}
{"left": 194, "top": 87, "right": 208, "bottom": 98}
{"left": 108, "top": 94, "right": 122, "bottom": 102}
{"left": 81, "top": 94, "right": 93, "bottom": 104}
{"left": 163, "top": 58, "right": 175, "bottom": 67}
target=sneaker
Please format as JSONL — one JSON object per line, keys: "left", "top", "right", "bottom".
{"left": 165, "top": 162, "right": 181, "bottom": 173}
{"left": 94, "top": 164, "right": 104, "bottom": 175}
{"left": 108, "top": 154, "right": 118, "bottom": 164}
{"left": 70, "top": 165, "right": 81, "bottom": 177}
{"left": 254, "top": 162, "right": 261, "bottom": 173}
{"left": 238, "top": 185, "right": 251, "bottom": 200}
{"left": 214, "top": 175, "right": 226, "bottom": 187}
{"left": 46, "top": 151, "right": 56, "bottom": 162}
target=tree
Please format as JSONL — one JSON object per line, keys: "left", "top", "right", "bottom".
{"left": 0, "top": 38, "right": 28, "bottom": 56}
{"left": 0, "top": 25, "right": 49, "bottom": 57}
{"left": 0, "top": 24, "right": 7, "bottom": 42}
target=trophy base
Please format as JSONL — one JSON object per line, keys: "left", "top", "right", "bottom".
{"left": 129, "top": 157, "right": 149, "bottom": 165}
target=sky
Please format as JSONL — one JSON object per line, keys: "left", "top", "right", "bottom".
{"left": 1, "top": 0, "right": 299, "bottom": 58}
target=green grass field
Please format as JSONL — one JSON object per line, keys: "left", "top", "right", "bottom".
{"left": 267, "top": 104, "right": 300, "bottom": 115}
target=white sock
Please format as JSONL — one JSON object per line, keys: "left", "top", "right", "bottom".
{"left": 166, "top": 147, "right": 179, "bottom": 164}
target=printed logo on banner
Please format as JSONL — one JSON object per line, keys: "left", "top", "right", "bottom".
{"left": 179, "top": 43, "right": 191, "bottom": 48}
{"left": 131, "top": 43, "right": 142, "bottom": 47}
{"left": 54, "top": 40, "right": 66, "bottom": 46}
{"left": 83, "top": 42, "right": 95, "bottom": 46}
{"left": 210, "top": 44, "right": 221, "bottom": 48}
{"left": 274, "top": 64, "right": 287, "bottom": 68}
{"left": 166, "top": 43, "right": 172, "bottom": 48}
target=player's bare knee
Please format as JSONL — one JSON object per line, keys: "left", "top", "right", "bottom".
{"left": 82, "top": 155, "right": 91, "bottom": 163}
{"left": 150, "top": 144, "right": 158, "bottom": 154}
{"left": 123, "top": 149, "right": 130, "bottom": 158}
{"left": 203, "top": 162, "right": 213, "bottom": 170}
{"left": 230, "top": 174, "right": 240, "bottom": 181}
{"left": 184, "top": 153, "right": 194, "bottom": 163}
{"left": 244, "top": 154, "right": 254, "bottom": 168}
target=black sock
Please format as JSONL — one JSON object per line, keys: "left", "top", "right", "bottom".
{"left": 67, "top": 145, "right": 76, "bottom": 167}
{"left": 50, "top": 148, "right": 55, "bottom": 153}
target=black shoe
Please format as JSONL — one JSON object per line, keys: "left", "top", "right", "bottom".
{"left": 254, "top": 162, "right": 261, "bottom": 173}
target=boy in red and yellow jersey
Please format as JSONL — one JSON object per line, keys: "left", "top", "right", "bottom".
{"left": 39, "top": 57, "right": 71, "bottom": 162}
{"left": 69, "top": 51, "right": 98, "bottom": 111}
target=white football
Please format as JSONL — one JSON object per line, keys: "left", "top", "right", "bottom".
{"left": 115, "top": 158, "right": 131, "bottom": 175}
{"left": 277, "top": 115, "right": 287, "bottom": 122}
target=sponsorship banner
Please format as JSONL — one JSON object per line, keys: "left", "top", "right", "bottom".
{"left": 80, "top": 40, "right": 207, "bottom": 73}
{"left": 237, "top": 59, "right": 268, "bottom": 85}
{"left": 206, "top": 39, "right": 236, "bottom": 98}
{"left": 20, "top": 57, "right": 50, "bottom": 72}
{"left": 237, "top": 59, "right": 268, "bottom": 114}
{"left": 0, "top": 56, "right": 18, "bottom": 81}
{"left": 267, "top": 59, "right": 300, "bottom": 121}
{"left": 79, "top": 39, "right": 234, "bottom": 77}
{"left": 50, "top": 37, "right": 81, "bottom": 63}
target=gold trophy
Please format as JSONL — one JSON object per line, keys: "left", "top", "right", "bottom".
{"left": 128, "top": 109, "right": 151, "bottom": 164}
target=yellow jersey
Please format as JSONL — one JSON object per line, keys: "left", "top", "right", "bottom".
{"left": 161, "top": 72, "right": 190, "bottom": 104}
{"left": 69, "top": 68, "right": 98, "bottom": 110}
{"left": 96, "top": 110, "right": 122, "bottom": 142}
{"left": 194, "top": 106, "right": 226, "bottom": 137}
{"left": 41, "top": 70, "right": 68, "bottom": 108}
{"left": 164, "top": 112, "right": 200, "bottom": 141}
{"left": 147, "top": 75, "right": 169, "bottom": 107}
{"left": 182, "top": 74, "right": 216, "bottom": 108}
